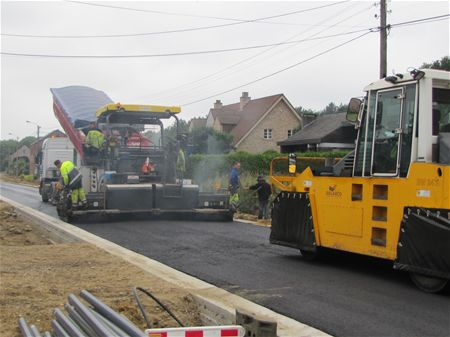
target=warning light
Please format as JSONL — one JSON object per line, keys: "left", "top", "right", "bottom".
{"left": 288, "top": 153, "right": 296, "bottom": 174}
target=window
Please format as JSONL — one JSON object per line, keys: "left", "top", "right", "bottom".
{"left": 263, "top": 129, "right": 272, "bottom": 139}
{"left": 287, "top": 129, "right": 293, "bottom": 138}
{"left": 372, "top": 88, "right": 403, "bottom": 175}
{"left": 433, "top": 88, "right": 450, "bottom": 134}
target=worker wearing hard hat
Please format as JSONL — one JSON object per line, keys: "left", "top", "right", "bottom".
{"left": 54, "top": 160, "right": 87, "bottom": 210}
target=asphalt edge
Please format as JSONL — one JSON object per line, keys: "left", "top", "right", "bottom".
{"left": 0, "top": 195, "right": 330, "bottom": 337}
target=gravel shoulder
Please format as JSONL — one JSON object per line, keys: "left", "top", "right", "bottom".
{"left": 0, "top": 200, "right": 202, "bottom": 337}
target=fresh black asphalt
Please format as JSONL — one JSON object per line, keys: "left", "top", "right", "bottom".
{"left": 1, "top": 182, "right": 449, "bottom": 337}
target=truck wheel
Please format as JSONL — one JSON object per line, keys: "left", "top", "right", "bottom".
{"left": 57, "top": 207, "right": 72, "bottom": 223}
{"left": 410, "top": 272, "right": 448, "bottom": 293}
{"left": 300, "top": 248, "right": 320, "bottom": 261}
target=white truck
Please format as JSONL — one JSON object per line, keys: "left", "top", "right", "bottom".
{"left": 38, "top": 137, "right": 74, "bottom": 202}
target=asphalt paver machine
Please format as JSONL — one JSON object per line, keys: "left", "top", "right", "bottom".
{"left": 51, "top": 86, "right": 233, "bottom": 222}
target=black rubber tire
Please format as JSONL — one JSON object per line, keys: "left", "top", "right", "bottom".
{"left": 410, "top": 272, "right": 448, "bottom": 293}
{"left": 58, "top": 210, "right": 73, "bottom": 223}
{"left": 300, "top": 248, "right": 320, "bottom": 261}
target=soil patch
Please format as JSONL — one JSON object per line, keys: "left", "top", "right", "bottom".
{"left": 234, "top": 212, "right": 271, "bottom": 227}
{"left": 0, "top": 173, "right": 39, "bottom": 187}
{"left": 0, "top": 200, "right": 202, "bottom": 337}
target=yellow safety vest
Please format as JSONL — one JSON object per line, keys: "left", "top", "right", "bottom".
{"left": 60, "top": 161, "right": 75, "bottom": 185}
{"left": 86, "top": 129, "right": 105, "bottom": 149}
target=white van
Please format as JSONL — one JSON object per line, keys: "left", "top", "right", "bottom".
{"left": 39, "top": 137, "right": 74, "bottom": 202}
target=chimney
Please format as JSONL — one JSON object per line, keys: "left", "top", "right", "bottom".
{"left": 214, "top": 99, "right": 223, "bottom": 109}
{"left": 240, "top": 92, "right": 251, "bottom": 111}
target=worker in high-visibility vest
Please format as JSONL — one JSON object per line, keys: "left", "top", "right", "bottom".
{"left": 54, "top": 160, "right": 87, "bottom": 209}
{"left": 85, "top": 121, "right": 105, "bottom": 155}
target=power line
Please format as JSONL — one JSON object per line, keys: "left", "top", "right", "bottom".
{"left": 2, "top": 1, "right": 350, "bottom": 38}
{"left": 181, "top": 31, "right": 372, "bottom": 107}
{"left": 178, "top": 14, "right": 450, "bottom": 107}
{"left": 0, "top": 28, "right": 374, "bottom": 58}
{"left": 1, "top": 14, "right": 447, "bottom": 59}
{"left": 65, "top": 0, "right": 254, "bottom": 22}
{"left": 388, "top": 13, "right": 450, "bottom": 28}
{"left": 142, "top": 2, "right": 372, "bottom": 103}
{"left": 66, "top": 0, "right": 350, "bottom": 23}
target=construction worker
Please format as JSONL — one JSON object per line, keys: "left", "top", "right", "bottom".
{"left": 54, "top": 159, "right": 87, "bottom": 209}
{"left": 229, "top": 162, "right": 241, "bottom": 194}
{"left": 249, "top": 176, "right": 272, "bottom": 220}
{"left": 84, "top": 121, "right": 105, "bottom": 156}
{"left": 228, "top": 162, "right": 241, "bottom": 210}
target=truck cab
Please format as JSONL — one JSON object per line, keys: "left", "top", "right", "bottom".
{"left": 38, "top": 137, "right": 74, "bottom": 202}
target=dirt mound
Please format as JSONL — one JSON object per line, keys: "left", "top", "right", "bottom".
{"left": 0, "top": 200, "right": 202, "bottom": 337}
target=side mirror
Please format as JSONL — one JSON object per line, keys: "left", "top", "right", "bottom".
{"left": 346, "top": 98, "right": 362, "bottom": 123}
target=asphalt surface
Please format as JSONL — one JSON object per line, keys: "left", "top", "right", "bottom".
{"left": 1, "top": 181, "right": 449, "bottom": 337}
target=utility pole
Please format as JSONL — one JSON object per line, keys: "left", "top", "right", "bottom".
{"left": 379, "top": 0, "right": 387, "bottom": 78}
{"left": 26, "top": 120, "right": 41, "bottom": 139}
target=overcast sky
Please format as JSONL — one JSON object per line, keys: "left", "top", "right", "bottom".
{"left": 1, "top": 0, "right": 449, "bottom": 140}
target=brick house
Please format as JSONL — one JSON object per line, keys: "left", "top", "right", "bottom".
{"left": 278, "top": 112, "right": 357, "bottom": 153}
{"left": 188, "top": 117, "right": 207, "bottom": 132}
{"left": 205, "top": 92, "right": 302, "bottom": 153}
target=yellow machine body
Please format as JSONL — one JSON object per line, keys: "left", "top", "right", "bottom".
{"left": 270, "top": 162, "right": 449, "bottom": 261}
{"left": 269, "top": 69, "right": 450, "bottom": 291}
{"left": 96, "top": 103, "right": 181, "bottom": 118}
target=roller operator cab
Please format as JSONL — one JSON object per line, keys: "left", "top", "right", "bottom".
{"left": 269, "top": 69, "right": 450, "bottom": 292}
{"left": 50, "top": 95, "right": 234, "bottom": 222}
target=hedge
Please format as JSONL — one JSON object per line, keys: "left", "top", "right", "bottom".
{"left": 186, "top": 150, "right": 349, "bottom": 184}
{"left": 185, "top": 150, "right": 350, "bottom": 216}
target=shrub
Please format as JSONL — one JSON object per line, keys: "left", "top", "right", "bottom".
{"left": 22, "top": 175, "right": 35, "bottom": 181}
{"left": 186, "top": 150, "right": 348, "bottom": 182}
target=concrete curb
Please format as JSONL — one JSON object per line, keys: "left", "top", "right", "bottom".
{"left": 1, "top": 195, "right": 330, "bottom": 337}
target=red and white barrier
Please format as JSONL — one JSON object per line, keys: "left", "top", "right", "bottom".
{"left": 146, "top": 325, "right": 246, "bottom": 337}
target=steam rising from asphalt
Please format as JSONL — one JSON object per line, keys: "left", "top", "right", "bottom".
{"left": 191, "top": 134, "right": 228, "bottom": 192}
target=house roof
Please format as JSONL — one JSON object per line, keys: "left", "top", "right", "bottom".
{"left": 210, "top": 94, "right": 284, "bottom": 144}
{"left": 189, "top": 117, "right": 207, "bottom": 129}
{"left": 31, "top": 130, "right": 66, "bottom": 147}
{"left": 278, "top": 112, "right": 352, "bottom": 145}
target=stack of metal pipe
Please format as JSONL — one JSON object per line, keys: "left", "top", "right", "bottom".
{"left": 18, "top": 290, "right": 147, "bottom": 337}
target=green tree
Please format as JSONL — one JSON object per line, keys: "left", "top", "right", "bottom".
{"left": 321, "top": 102, "right": 338, "bottom": 115}
{"left": 295, "top": 106, "right": 316, "bottom": 116}
{"left": 421, "top": 56, "right": 450, "bottom": 71}
{"left": 18, "top": 136, "right": 36, "bottom": 148}
{"left": 0, "top": 139, "right": 19, "bottom": 171}
{"left": 163, "top": 119, "right": 189, "bottom": 145}
{"left": 12, "top": 158, "right": 29, "bottom": 176}
{"left": 189, "top": 127, "right": 233, "bottom": 154}
{"left": 317, "top": 102, "right": 348, "bottom": 115}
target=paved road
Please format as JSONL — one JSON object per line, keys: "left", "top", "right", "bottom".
{"left": 1, "top": 182, "right": 449, "bottom": 337}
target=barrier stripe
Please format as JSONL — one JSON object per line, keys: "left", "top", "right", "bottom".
{"left": 186, "top": 331, "right": 203, "bottom": 337}
{"left": 146, "top": 325, "right": 245, "bottom": 337}
{"left": 221, "top": 329, "right": 239, "bottom": 337}
{"left": 149, "top": 333, "right": 167, "bottom": 337}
